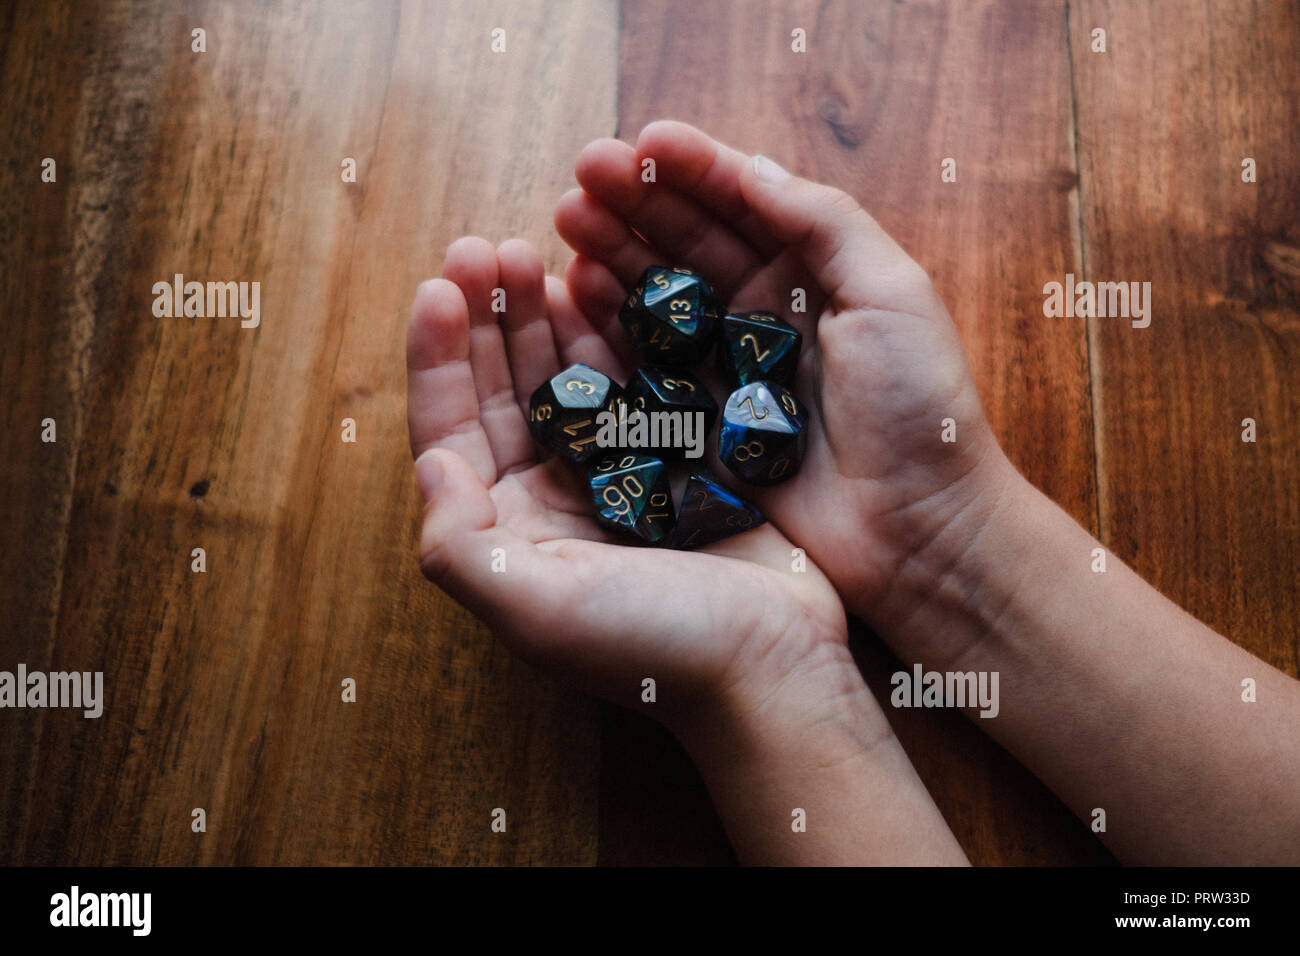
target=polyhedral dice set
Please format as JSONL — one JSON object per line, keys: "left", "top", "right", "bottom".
{"left": 527, "top": 265, "right": 807, "bottom": 548}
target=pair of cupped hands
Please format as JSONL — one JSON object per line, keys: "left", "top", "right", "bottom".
{"left": 407, "top": 121, "right": 1008, "bottom": 746}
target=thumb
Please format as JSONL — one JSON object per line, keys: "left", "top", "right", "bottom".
{"left": 412, "top": 449, "right": 598, "bottom": 651}
{"left": 414, "top": 448, "right": 500, "bottom": 587}
{"left": 739, "top": 154, "right": 932, "bottom": 312}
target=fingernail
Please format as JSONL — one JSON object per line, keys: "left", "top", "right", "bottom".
{"left": 415, "top": 453, "right": 443, "bottom": 501}
{"left": 753, "top": 154, "right": 791, "bottom": 184}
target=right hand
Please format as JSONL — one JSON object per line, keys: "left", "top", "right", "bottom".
{"left": 555, "top": 120, "right": 1018, "bottom": 645}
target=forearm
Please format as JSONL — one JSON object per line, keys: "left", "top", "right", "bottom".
{"left": 871, "top": 457, "right": 1300, "bottom": 864}
{"left": 675, "top": 642, "right": 969, "bottom": 866}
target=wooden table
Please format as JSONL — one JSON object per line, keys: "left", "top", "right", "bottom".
{"left": 2, "top": 0, "right": 1296, "bottom": 865}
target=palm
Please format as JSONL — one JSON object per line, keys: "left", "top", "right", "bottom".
{"left": 554, "top": 122, "right": 997, "bottom": 615}
{"left": 406, "top": 235, "right": 845, "bottom": 720}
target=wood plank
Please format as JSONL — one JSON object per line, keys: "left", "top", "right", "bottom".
{"left": 1071, "top": 2, "right": 1300, "bottom": 672}
{"left": 15, "top": 0, "right": 1292, "bottom": 870}
{"left": 613, "top": 0, "right": 1109, "bottom": 864}
{"left": 0, "top": 0, "right": 618, "bottom": 864}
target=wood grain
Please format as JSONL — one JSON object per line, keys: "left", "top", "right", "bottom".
{"left": 2, "top": 0, "right": 1296, "bottom": 868}
{"left": 1070, "top": 0, "right": 1300, "bottom": 675}
{"left": 613, "top": 0, "right": 1108, "bottom": 865}
{"left": 0, "top": 0, "right": 618, "bottom": 865}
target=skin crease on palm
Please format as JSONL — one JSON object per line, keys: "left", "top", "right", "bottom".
{"left": 406, "top": 119, "right": 1009, "bottom": 733}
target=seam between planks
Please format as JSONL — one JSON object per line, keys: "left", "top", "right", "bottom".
{"left": 1064, "top": 0, "right": 1107, "bottom": 543}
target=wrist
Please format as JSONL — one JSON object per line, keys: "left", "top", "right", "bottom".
{"left": 671, "top": 636, "right": 968, "bottom": 865}
{"left": 673, "top": 634, "right": 889, "bottom": 771}
{"left": 866, "top": 449, "right": 1040, "bottom": 669}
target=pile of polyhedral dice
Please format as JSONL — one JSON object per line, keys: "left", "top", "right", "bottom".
{"left": 527, "top": 265, "right": 807, "bottom": 550}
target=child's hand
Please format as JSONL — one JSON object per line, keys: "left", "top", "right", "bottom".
{"left": 407, "top": 236, "right": 969, "bottom": 864}
{"left": 408, "top": 235, "right": 864, "bottom": 733}
{"left": 555, "top": 121, "right": 1014, "bottom": 644}
{"left": 556, "top": 122, "right": 1300, "bottom": 865}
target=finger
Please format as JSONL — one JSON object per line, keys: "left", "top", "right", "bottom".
{"left": 497, "top": 239, "right": 559, "bottom": 401}
{"left": 739, "top": 154, "right": 934, "bottom": 312}
{"left": 442, "top": 237, "right": 531, "bottom": 476}
{"left": 635, "top": 119, "right": 784, "bottom": 259}
{"left": 406, "top": 278, "right": 497, "bottom": 485}
{"left": 496, "top": 239, "right": 561, "bottom": 474}
{"left": 554, "top": 186, "right": 658, "bottom": 289}
{"left": 563, "top": 253, "right": 626, "bottom": 322}
{"left": 574, "top": 137, "right": 761, "bottom": 298}
{"left": 546, "top": 275, "right": 634, "bottom": 380}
